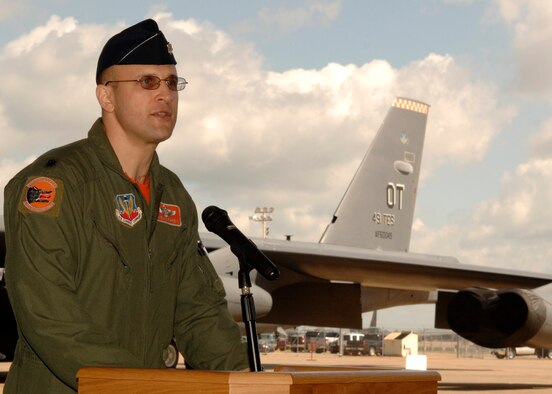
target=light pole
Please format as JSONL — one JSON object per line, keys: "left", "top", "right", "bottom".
{"left": 249, "top": 207, "right": 274, "bottom": 238}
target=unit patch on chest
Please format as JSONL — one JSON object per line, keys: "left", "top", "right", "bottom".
{"left": 115, "top": 193, "right": 143, "bottom": 227}
{"left": 157, "top": 202, "right": 182, "bottom": 227}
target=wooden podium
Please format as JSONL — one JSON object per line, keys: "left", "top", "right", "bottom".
{"left": 77, "top": 366, "right": 440, "bottom": 393}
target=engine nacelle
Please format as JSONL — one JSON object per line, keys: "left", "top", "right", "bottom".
{"left": 447, "top": 287, "right": 552, "bottom": 349}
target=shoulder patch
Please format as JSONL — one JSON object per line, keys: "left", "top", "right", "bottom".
{"left": 19, "top": 176, "right": 64, "bottom": 216}
{"left": 157, "top": 202, "right": 182, "bottom": 227}
{"left": 115, "top": 193, "right": 143, "bottom": 227}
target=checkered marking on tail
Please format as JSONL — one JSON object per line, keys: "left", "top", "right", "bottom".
{"left": 392, "top": 98, "right": 429, "bottom": 114}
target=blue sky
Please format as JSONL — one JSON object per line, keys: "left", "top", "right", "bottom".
{"left": 2, "top": 0, "right": 552, "bottom": 329}
{"left": 0, "top": 1, "right": 511, "bottom": 72}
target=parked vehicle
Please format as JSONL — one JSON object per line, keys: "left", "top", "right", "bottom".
{"left": 362, "top": 330, "right": 383, "bottom": 356}
{"left": 342, "top": 330, "right": 383, "bottom": 356}
{"left": 288, "top": 332, "right": 306, "bottom": 352}
{"left": 492, "top": 347, "right": 552, "bottom": 359}
{"left": 324, "top": 331, "right": 339, "bottom": 347}
{"left": 258, "top": 332, "right": 277, "bottom": 353}
{"left": 343, "top": 332, "right": 365, "bottom": 355}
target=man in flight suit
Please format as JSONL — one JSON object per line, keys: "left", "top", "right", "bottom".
{"left": 3, "top": 19, "right": 248, "bottom": 393}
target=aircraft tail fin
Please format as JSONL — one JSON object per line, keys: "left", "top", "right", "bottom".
{"left": 319, "top": 97, "right": 429, "bottom": 252}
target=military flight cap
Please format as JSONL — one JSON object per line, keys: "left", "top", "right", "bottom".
{"left": 96, "top": 19, "right": 176, "bottom": 84}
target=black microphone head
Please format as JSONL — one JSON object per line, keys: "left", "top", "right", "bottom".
{"left": 202, "top": 205, "right": 280, "bottom": 281}
{"left": 202, "top": 205, "right": 228, "bottom": 233}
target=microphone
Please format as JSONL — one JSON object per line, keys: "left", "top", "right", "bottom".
{"left": 202, "top": 205, "right": 280, "bottom": 281}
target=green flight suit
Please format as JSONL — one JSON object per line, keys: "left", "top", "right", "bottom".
{"left": 3, "top": 118, "right": 248, "bottom": 393}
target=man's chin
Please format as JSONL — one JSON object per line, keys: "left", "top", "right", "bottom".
{"left": 154, "top": 130, "right": 174, "bottom": 144}
{"left": 151, "top": 120, "right": 176, "bottom": 140}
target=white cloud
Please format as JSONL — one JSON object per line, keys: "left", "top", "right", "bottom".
{"left": 528, "top": 118, "right": 552, "bottom": 159}
{"left": 0, "top": 14, "right": 511, "bottom": 245}
{"left": 411, "top": 154, "right": 552, "bottom": 273}
{"left": 396, "top": 54, "right": 516, "bottom": 178}
{"left": 257, "top": 0, "right": 343, "bottom": 32}
{"left": 4, "top": 15, "right": 77, "bottom": 57}
{"left": 494, "top": 0, "right": 552, "bottom": 98}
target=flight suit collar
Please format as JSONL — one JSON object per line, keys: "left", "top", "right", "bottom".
{"left": 87, "top": 118, "right": 165, "bottom": 186}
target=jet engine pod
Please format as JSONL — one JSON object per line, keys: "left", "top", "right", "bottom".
{"left": 447, "top": 287, "right": 549, "bottom": 348}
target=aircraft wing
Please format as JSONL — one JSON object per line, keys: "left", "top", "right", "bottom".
{"left": 202, "top": 232, "right": 552, "bottom": 330}
{"left": 259, "top": 238, "right": 552, "bottom": 291}
{"left": 202, "top": 234, "right": 552, "bottom": 292}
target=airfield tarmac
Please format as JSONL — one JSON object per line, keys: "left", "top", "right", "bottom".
{"left": 1, "top": 351, "right": 551, "bottom": 393}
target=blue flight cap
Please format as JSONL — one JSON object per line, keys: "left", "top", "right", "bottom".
{"left": 96, "top": 19, "right": 176, "bottom": 84}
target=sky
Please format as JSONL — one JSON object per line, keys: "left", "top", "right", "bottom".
{"left": 1, "top": 0, "right": 552, "bottom": 330}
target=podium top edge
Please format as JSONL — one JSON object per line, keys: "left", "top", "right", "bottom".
{"left": 78, "top": 367, "right": 441, "bottom": 385}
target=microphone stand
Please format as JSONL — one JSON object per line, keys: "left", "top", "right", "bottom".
{"left": 237, "top": 257, "right": 262, "bottom": 372}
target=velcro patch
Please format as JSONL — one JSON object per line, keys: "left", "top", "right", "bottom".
{"left": 115, "top": 193, "right": 143, "bottom": 227}
{"left": 19, "top": 176, "right": 64, "bottom": 216}
{"left": 157, "top": 202, "right": 182, "bottom": 227}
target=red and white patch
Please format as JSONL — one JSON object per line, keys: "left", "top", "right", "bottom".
{"left": 157, "top": 202, "right": 182, "bottom": 227}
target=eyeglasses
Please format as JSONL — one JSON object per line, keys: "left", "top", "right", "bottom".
{"left": 104, "top": 75, "right": 188, "bottom": 91}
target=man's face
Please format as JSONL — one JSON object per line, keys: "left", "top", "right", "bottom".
{"left": 104, "top": 64, "right": 179, "bottom": 147}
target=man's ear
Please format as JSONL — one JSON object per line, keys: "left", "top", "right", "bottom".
{"left": 96, "top": 84, "right": 115, "bottom": 112}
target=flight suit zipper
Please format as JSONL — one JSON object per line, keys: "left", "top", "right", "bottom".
{"left": 129, "top": 180, "right": 156, "bottom": 296}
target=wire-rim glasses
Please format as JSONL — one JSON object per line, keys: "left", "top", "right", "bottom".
{"left": 104, "top": 75, "right": 188, "bottom": 91}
